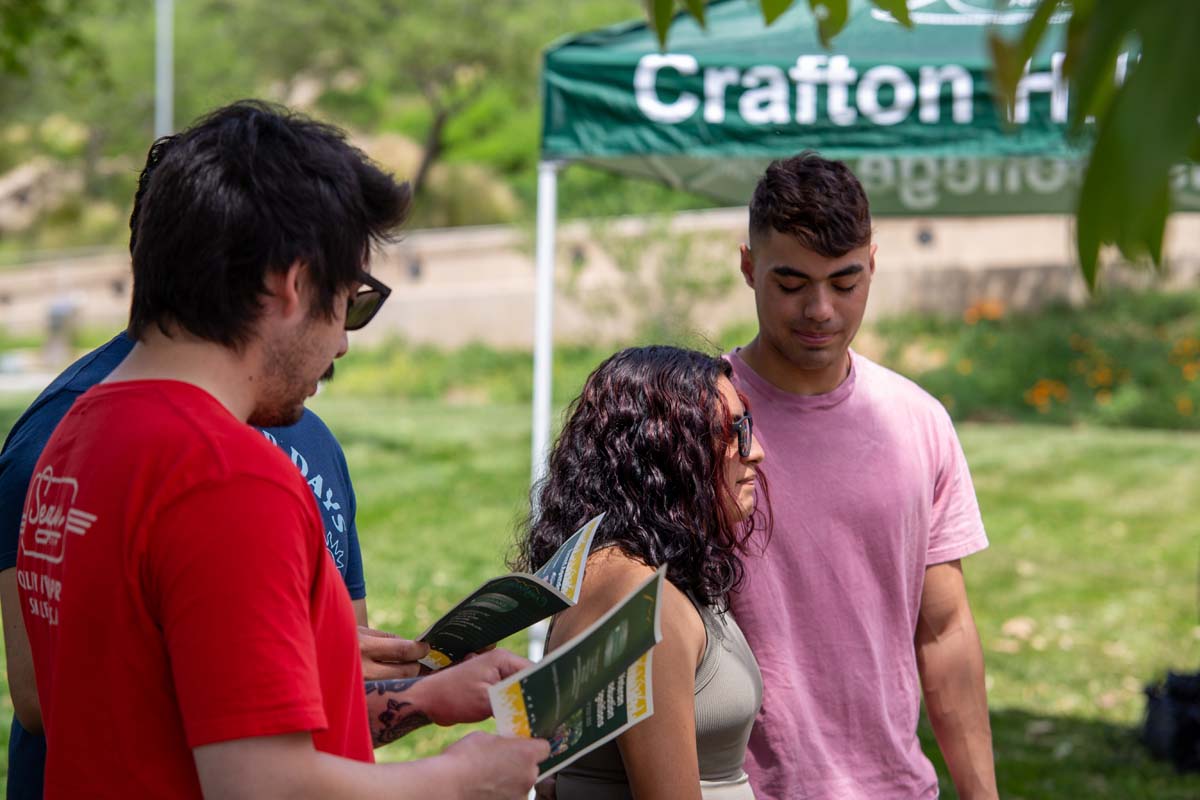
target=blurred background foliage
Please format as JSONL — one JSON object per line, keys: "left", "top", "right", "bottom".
{"left": 0, "top": 0, "right": 716, "bottom": 260}
{"left": 315, "top": 288, "right": 1200, "bottom": 432}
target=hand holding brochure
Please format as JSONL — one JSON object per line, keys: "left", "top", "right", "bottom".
{"left": 417, "top": 513, "right": 605, "bottom": 670}
{"left": 489, "top": 566, "right": 665, "bottom": 780}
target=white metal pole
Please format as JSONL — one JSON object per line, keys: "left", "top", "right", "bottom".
{"left": 527, "top": 160, "right": 561, "bottom": 664}
{"left": 155, "top": 0, "right": 174, "bottom": 138}
{"left": 530, "top": 160, "right": 561, "bottom": 496}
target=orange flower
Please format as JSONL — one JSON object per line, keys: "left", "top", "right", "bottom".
{"left": 1177, "top": 396, "right": 1195, "bottom": 417}
{"left": 1089, "top": 366, "right": 1113, "bottom": 387}
{"left": 1024, "top": 379, "right": 1069, "bottom": 411}
{"left": 963, "top": 298, "right": 1005, "bottom": 326}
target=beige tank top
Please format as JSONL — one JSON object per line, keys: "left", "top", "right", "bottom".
{"left": 555, "top": 596, "right": 763, "bottom": 800}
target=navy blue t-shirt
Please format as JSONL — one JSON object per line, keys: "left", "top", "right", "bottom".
{"left": 0, "top": 332, "right": 365, "bottom": 798}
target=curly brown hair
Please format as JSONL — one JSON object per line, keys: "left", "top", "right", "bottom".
{"left": 514, "top": 346, "right": 770, "bottom": 609}
{"left": 749, "top": 151, "right": 871, "bottom": 258}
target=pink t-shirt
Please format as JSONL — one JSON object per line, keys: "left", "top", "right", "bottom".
{"left": 727, "top": 350, "right": 988, "bottom": 800}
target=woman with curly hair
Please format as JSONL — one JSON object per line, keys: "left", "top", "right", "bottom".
{"left": 516, "top": 345, "right": 770, "bottom": 800}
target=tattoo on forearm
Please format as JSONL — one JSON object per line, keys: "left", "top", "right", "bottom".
{"left": 365, "top": 678, "right": 422, "bottom": 696}
{"left": 366, "top": 678, "right": 431, "bottom": 746}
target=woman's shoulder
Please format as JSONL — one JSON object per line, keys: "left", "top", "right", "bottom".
{"left": 576, "top": 547, "right": 707, "bottom": 665}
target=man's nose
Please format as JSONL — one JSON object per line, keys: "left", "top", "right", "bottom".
{"left": 804, "top": 286, "right": 834, "bottom": 322}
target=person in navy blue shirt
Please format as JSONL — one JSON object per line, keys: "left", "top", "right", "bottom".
{"left": 0, "top": 332, "right": 423, "bottom": 798}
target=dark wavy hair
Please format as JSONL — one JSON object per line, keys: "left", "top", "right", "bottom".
{"left": 514, "top": 346, "right": 770, "bottom": 609}
{"left": 749, "top": 151, "right": 871, "bottom": 257}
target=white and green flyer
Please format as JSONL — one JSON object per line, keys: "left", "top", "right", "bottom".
{"left": 489, "top": 566, "right": 665, "bottom": 780}
{"left": 417, "top": 513, "right": 605, "bottom": 670}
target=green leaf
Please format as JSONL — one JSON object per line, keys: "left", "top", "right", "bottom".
{"left": 809, "top": 0, "right": 849, "bottom": 48}
{"left": 1061, "top": 0, "right": 1138, "bottom": 129}
{"left": 682, "top": 0, "right": 707, "bottom": 28}
{"left": 988, "top": 0, "right": 1063, "bottom": 120}
{"left": 1075, "top": 206, "right": 1100, "bottom": 290}
{"left": 647, "top": 0, "right": 675, "bottom": 47}
{"left": 869, "top": 0, "right": 911, "bottom": 28}
{"left": 986, "top": 36, "right": 1024, "bottom": 122}
{"left": 1074, "top": 0, "right": 1200, "bottom": 287}
{"left": 760, "top": 0, "right": 794, "bottom": 26}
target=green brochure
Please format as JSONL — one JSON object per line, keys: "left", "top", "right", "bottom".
{"left": 418, "top": 513, "right": 605, "bottom": 670}
{"left": 489, "top": 566, "right": 665, "bottom": 780}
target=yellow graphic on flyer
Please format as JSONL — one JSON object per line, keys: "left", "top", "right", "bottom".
{"left": 561, "top": 514, "right": 602, "bottom": 604}
{"left": 628, "top": 652, "right": 651, "bottom": 720}
{"left": 420, "top": 649, "right": 452, "bottom": 670}
{"left": 493, "top": 681, "right": 532, "bottom": 737}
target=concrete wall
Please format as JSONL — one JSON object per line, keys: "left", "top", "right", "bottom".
{"left": 2, "top": 210, "right": 1198, "bottom": 350}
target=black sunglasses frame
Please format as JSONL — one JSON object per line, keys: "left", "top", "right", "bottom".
{"left": 731, "top": 411, "right": 753, "bottom": 459}
{"left": 344, "top": 270, "right": 392, "bottom": 331}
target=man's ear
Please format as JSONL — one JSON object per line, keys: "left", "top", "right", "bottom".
{"left": 868, "top": 243, "right": 877, "bottom": 276}
{"left": 262, "top": 261, "right": 306, "bottom": 321}
{"left": 739, "top": 243, "right": 755, "bottom": 289}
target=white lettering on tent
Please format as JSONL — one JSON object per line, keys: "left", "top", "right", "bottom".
{"left": 857, "top": 156, "right": 1078, "bottom": 211}
{"left": 703, "top": 67, "right": 739, "bottom": 123}
{"left": 918, "top": 64, "right": 973, "bottom": 123}
{"left": 787, "top": 55, "right": 826, "bottom": 124}
{"left": 871, "top": 0, "right": 1070, "bottom": 27}
{"left": 898, "top": 157, "right": 939, "bottom": 209}
{"left": 942, "top": 158, "right": 980, "bottom": 195}
{"left": 826, "top": 56, "right": 858, "bottom": 126}
{"left": 856, "top": 156, "right": 896, "bottom": 193}
{"left": 1024, "top": 159, "right": 1071, "bottom": 194}
{"left": 739, "top": 66, "right": 790, "bottom": 125}
{"left": 634, "top": 54, "right": 700, "bottom": 123}
{"left": 632, "top": 51, "right": 1072, "bottom": 130}
{"left": 1012, "top": 52, "right": 1067, "bottom": 124}
{"left": 857, "top": 65, "right": 916, "bottom": 126}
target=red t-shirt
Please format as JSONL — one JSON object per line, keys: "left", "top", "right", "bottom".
{"left": 16, "top": 380, "right": 371, "bottom": 798}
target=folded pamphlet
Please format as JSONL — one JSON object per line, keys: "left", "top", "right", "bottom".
{"left": 417, "top": 513, "right": 605, "bottom": 670}
{"left": 489, "top": 566, "right": 665, "bottom": 780}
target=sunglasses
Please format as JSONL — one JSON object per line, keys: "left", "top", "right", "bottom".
{"left": 731, "top": 411, "right": 753, "bottom": 458}
{"left": 345, "top": 270, "right": 392, "bottom": 331}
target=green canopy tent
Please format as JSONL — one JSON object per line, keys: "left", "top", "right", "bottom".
{"left": 527, "top": 0, "right": 1198, "bottom": 495}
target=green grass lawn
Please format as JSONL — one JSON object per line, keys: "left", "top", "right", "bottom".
{"left": 1, "top": 389, "right": 1199, "bottom": 797}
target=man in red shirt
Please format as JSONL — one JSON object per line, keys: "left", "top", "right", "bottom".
{"left": 16, "top": 100, "right": 547, "bottom": 799}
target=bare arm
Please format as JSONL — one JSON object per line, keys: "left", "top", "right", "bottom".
{"left": 549, "top": 550, "right": 706, "bottom": 800}
{"left": 193, "top": 729, "right": 549, "bottom": 800}
{"left": 364, "top": 648, "right": 532, "bottom": 748}
{"left": 352, "top": 598, "right": 368, "bottom": 627}
{"left": 615, "top": 584, "right": 706, "bottom": 800}
{"left": 0, "top": 567, "right": 41, "bottom": 734}
{"left": 915, "top": 560, "right": 997, "bottom": 800}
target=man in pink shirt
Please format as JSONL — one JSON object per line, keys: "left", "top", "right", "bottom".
{"left": 727, "top": 153, "right": 998, "bottom": 800}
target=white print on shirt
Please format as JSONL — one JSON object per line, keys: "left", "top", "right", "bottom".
{"left": 18, "top": 465, "right": 97, "bottom": 627}
{"left": 19, "top": 465, "right": 96, "bottom": 565}
{"left": 260, "top": 431, "right": 348, "bottom": 571}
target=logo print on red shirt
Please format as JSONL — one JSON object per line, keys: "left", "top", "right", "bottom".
{"left": 20, "top": 466, "right": 97, "bottom": 564}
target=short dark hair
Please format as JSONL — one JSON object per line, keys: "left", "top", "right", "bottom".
{"left": 748, "top": 151, "right": 871, "bottom": 258}
{"left": 515, "top": 346, "right": 771, "bottom": 609}
{"left": 128, "top": 100, "right": 411, "bottom": 348}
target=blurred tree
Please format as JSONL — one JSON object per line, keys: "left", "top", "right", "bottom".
{"left": 219, "top": 0, "right": 624, "bottom": 196}
{"left": 645, "top": 0, "right": 1200, "bottom": 287}
{"left": 0, "top": 0, "right": 93, "bottom": 75}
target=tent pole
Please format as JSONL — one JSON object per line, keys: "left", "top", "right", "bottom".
{"left": 527, "top": 161, "right": 561, "bottom": 665}
{"left": 530, "top": 160, "right": 561, "bottom": 499}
